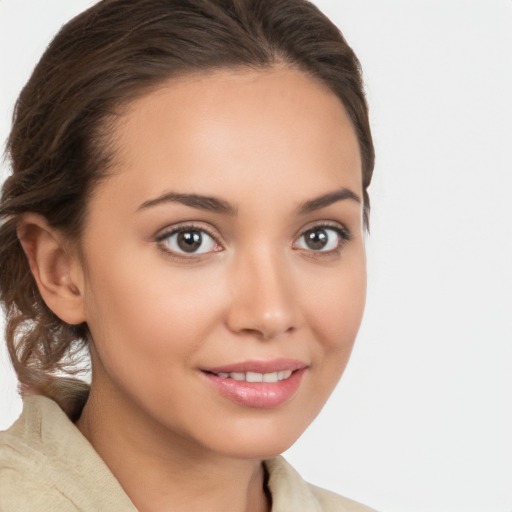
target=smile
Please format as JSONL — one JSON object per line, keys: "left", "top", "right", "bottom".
{"left": 201, "top": 359, "right": 308, "bottom": 408}
{"left": 212, "top": 370, "right": 293, "bottom": 382}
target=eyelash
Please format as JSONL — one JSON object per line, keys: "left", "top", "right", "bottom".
{"left": 155, "top": 224, "right": 221, "bottom": 260}
{"left": 293, "top": 223, "right": 352, "bottom": 257}
{"left": 155, "top": 222, "right": 352, "bottom": 260}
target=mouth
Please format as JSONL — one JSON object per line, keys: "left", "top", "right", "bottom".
{"left": 200, "top": 359, "right": 308, "bottom": 408}
{"left": 203, "top": 369, "right": 293, "bottom": 383}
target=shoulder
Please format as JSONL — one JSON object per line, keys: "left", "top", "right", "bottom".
{"left": 0, "top": 394, "right": 136, "bottom": 512}
{"left": 0, "top": 395, "right": 76, "bottom": 511}
{"left": 265, "top": 456, "right": 378, "bottom": 512}
{"left": 308, "top": 483, "right": 378, "bottom": 512}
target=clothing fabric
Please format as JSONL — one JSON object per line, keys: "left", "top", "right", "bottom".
{"left": 0, "top": 395, "right": 376, "bottom": 511}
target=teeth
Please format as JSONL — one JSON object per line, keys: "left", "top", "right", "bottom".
{"left": 246, "top": 371, "right": 263, "bottom": 383}
{"left": 279, "top": 370, "right": 292, "bottom": 380}
{"left": 215, "top": 370, "right": 293, "bottom": 382}
{"left": 263, "top": 372, "right": 278, "bottom": 383}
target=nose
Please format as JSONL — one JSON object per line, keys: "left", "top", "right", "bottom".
{"left": 225, "top": 248, "right": 299, "bottom": 340}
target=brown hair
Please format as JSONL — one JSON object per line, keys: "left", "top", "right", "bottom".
{"left": 0, "top": 0, "right": 374, "bottom": 414}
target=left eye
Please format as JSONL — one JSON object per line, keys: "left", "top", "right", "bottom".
{"left": 160, "top": 228, "right": 218, "bottom": 255}
{"left": 294, "top": 226, "right": 346, "bottom": 252}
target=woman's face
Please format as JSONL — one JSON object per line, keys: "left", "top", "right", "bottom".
{"left": 77, "top": 67, "right": 366, "bottom": 458}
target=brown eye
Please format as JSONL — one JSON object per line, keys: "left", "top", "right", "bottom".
{"left": 294, "top": 225, "right": 349, "bottom": 253}
{"left": 177, "top": 230, "right": 203, "bottom": 252}
{"left": 304, "top": 228, "right": 329, "bottom": 250}
{"left": 160, "top": 228, "right": 218, "bottom": 255}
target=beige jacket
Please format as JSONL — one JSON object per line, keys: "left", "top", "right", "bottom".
{"left": 0, "top": 395, "right": 376, "bottom": 511}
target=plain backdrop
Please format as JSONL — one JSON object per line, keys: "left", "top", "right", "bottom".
{"left": 1, "top": 1, "right": 511, "bottom": 512}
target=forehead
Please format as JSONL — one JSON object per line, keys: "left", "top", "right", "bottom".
{"left": 97, "top": 67, "right": 362, "bottom": 210}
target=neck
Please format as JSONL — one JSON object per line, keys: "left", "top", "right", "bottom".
{"left": 76, "top": 377, "right": 271, "bottom": 512}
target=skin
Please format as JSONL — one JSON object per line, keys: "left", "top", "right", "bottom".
{"left": 21, "top": 67, "right": 366, "bottom": 512}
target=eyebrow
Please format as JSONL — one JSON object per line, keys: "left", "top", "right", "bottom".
{"left": 137, "top": 187, "right": 360, "bottom": 215}
{"left": 138, "top": 192, "right": 237, "bottom": 215}
{"left": 298, "top": 188, "right": 361, "bottom": 214}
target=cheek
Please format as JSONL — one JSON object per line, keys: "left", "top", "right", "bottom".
{"left": 82, "top": 248, "right": 227, "bottom": 375}
{"left": 299, "top": 247, "right": 366, "bottom": 405}
{"left": 303, "top": 251, "right": 367, "bottom": 353}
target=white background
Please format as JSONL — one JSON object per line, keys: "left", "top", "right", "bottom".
{"left": 1, "top": 1, "right": 511, "bottom": 511}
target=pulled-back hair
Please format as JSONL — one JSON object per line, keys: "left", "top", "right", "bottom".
{"left": 0, "top": 0, "right": 374, "bottom": 414}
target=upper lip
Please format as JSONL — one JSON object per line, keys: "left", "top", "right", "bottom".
{"left": 202, "top": 359, "right": 308, "bottom": 375}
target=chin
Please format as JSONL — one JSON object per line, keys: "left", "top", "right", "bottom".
{"left": 203, "top": 417, "right": 309, "bottom": 461}
{"left": 218, "top": 439, "right": 298, "bottom": 461}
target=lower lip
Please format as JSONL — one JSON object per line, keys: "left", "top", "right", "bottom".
{"left": 202, "top": 368, "right": 307, "bottom": 408}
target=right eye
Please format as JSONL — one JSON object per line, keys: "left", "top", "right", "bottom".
{"left": 157, "top": 226, "right": 221, "bottom": 256}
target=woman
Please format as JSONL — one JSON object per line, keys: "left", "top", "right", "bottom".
{"left": 0, "top": 0, "right": 376, "bottom": 510}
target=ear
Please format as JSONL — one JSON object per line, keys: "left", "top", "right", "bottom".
{"left": 17, "top": 214, "right": 86, "bottom": 325}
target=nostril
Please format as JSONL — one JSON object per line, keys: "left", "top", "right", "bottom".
{"left": 238, "top": 324, "right": 295, "bottom": 341}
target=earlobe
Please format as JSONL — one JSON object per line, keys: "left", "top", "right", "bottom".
{"left": 17, "top": 214, "right": 86, "bottom": 325}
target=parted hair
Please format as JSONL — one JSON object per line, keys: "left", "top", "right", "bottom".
{"left": 0, "top": 0, "right": 374, "bottom": 415}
